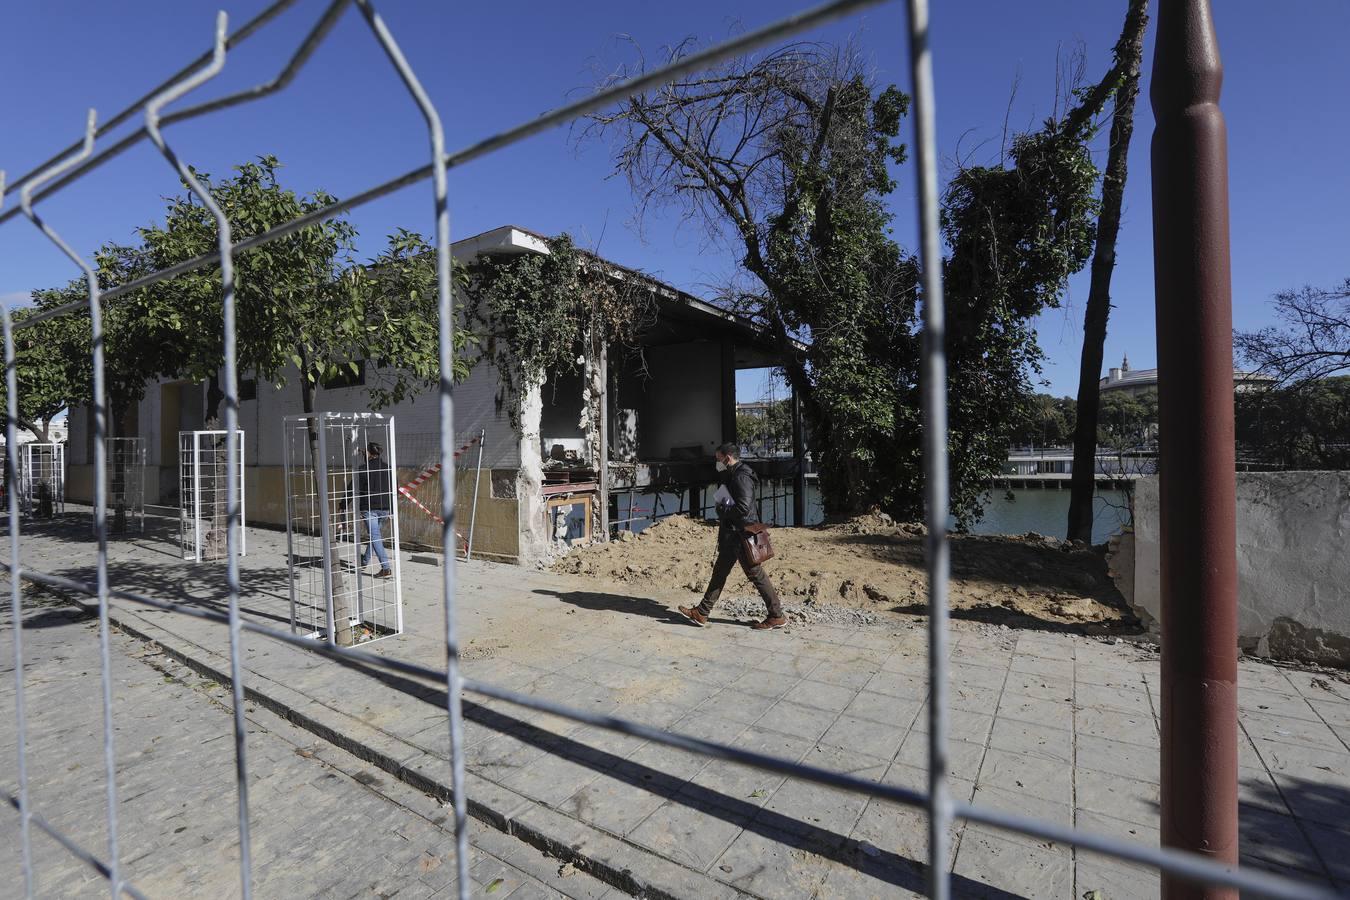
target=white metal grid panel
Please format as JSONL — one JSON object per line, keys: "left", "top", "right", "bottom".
{"left": 19, "top": 443, "right": 64, "bottom": 518}
{"left": 283, "top": 412, "right": 403, "bottom": 646}
{"left": 104, "top": 437, "right": 146, "bottom": 534}
{"left": 178, "top": 430, "right": 246, "bottom": 562}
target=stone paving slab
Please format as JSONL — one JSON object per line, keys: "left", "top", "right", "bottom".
{"left": 0, "top": 596, "right": 618, "bottom": 899}
{"left": 8, "top": 513, "right": 1350, "bottom": 897}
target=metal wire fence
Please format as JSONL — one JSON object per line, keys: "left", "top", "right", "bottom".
{"left": 0, "top": 0, "right": 1332, "bottom": 898}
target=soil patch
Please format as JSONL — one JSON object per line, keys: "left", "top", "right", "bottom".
{"left": 552, "top": 514, "right": 1137, "bottom": 633}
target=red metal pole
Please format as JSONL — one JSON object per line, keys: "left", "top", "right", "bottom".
{"left": 1151, "top": 1, "right": 1239, "bottom": 897}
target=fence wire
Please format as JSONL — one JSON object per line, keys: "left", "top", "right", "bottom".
{"left": 0, "top": 0, "right": 1332, "bottom": 898}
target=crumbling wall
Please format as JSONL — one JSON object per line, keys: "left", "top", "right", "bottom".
{"left": 1131, "top": 472, "right": 1350, "bottom": 667}
{"left": 516, "top": 375, "right": 549, "bottom": 564}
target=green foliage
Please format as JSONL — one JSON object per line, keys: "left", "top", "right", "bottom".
{"left": 591, "top": 39, "right": 1116, "bottom": 528}
{"left": 0, "top": 301, "right": 89, "bottom": 439}
{"left": 1096, "top": 388, "right": 1157, "bottom": 448}
{"left": 937, "top": 121, "right": 1103, "bottom": 525}
{"left": 18, "top": 157, "right": 474, "bottom": 424}
{"left": 760, "top": 79, "right": 922, "bottom": 515}
{"left": 1011, "top": 394, "right": 1078, "bottom": 447}
{"left": 1236, "top": 377, "right": 1350, "bottom": 469}
{"left": 356, "top": 228, "right": 477, "bottom": 406}
{"left": 736, "top": 400, "right": 793, "bottom": 456}
{"left": 466, "top": 233, "right": 650, "bottom": 421}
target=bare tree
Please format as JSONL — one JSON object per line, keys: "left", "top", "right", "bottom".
{"left": 582, "top": 40, "right": 921, "bottom": 513}
{"left": 1236, "top": 279, "right": 1350, "bottom": 384}
{"left": 1066, "top": 0, "right": 1151, "bottom": 544}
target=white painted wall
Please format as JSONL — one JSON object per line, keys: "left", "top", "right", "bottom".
{"left": 1132, "top": 473, "right": 1350, "bottom": 666}
{"left": 69, "top": 354, "right": 522, "bottom": 474}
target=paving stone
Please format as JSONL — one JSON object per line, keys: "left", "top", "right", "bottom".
{"left": 976, "top": 747, "right": 1073, "bottom": 804}
{"left": 894, "top": 732, "right": 987, "bottom": 783}
{"left": 1074, "top": 856, "right": 1161, "bottom": 900}
{"left": 970, "top": 782, "right": 1072, "bottom": 826}
{"left": 784, "top": 677, "right": 858, "bottom": 713}
{"left": 0, "top": 602, "right": 613, "bottom": 900}
{"left": 842, "top": 690, "right": 923, "bottom": 727}
{"left": 911, "top": 707, "right": 997, "bottom": 745}
{"left": 819, "top": 714, "right": 908, "bottom": 760}
{"left": 1075, "top": 704, "right": 1158, "bottom": 747}
{"left": 1077, "top": 735, "right": 1160, "bottom": 782}
{"left": 1240, "top": 804, "right": 1327, "bottom": 876}
{"left": 863, "top": 669, "right": 930, "bottom": 701}
{"left": 710, "top": 824, "right": 835, "bottom": 896}
{"left": 559, "top": 774, "right": 670, "bottom": 838}
{"left": 1240, "top": 709, "right": 1346, "bottom": 752}
{"left": 1075, "top": 768, "right": 1160, "bottom": 828}
{"left": 625, "top": 798, "right": 746, "bottom": 871}
{"left": 695, "top": 686, "right": 781, "bottom": 725}
{"left": 987, "top": 718, "right": 1072, "bottom": 764}
{"left": 12, "top": 520, "right": 1349, "bottom": 898}
{"left": 1074, "top": 808, "right": 1159, "bottom": 847}
{"left": 753, "top": 699, "right": 840, "bottom": 742}
{"left": 952, "top": 824, "right": 1072, "bottom": 898}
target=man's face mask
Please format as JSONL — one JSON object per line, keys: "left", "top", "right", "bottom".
{"left": 715, "top": 459, "right": 727, "bottom": 472}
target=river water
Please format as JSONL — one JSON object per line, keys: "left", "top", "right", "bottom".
{"left": 621, "top": 482, "right": 1132, "bottom": 545}
{"left": 967, "top": 486, "right": 1132, "bottom": 545}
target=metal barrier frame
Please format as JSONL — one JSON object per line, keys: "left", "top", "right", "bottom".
{"left": 0, "top": 1, "right": 1328, "bottom": 898}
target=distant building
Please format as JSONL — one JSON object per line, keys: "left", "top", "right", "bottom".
{"left": 1099, "top": 354, "right": 1272, "bottom": 397}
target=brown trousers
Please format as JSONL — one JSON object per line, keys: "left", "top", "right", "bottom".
{"left": 698, "top": 537, "right": 783, "bottom": 619}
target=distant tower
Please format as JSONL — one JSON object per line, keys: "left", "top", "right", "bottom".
{"left": 1121, "top": 354, "right": 1131, "bottom": 373}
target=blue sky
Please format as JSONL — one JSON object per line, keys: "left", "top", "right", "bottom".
{"left": 2, "top": 1, "right": 1346, "bottom": 400}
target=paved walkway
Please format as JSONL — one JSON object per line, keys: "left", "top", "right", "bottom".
{"left": 7, "top": 514, "right": 1350, "bottom": 898}
{"left": 0, "top": 591, "right": 618, "bottom": 899}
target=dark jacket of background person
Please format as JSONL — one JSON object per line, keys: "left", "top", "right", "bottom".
{"left": 356, "top": 457, "right": 392, "bottom": 511}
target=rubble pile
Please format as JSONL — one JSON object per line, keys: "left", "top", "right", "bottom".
{"left": 552, "top": 513, "right": 1137, "bottom": 630}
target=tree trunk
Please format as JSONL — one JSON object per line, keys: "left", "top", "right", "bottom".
{"left": 1067, "top": 0, "right": 1151, "bottom": 544}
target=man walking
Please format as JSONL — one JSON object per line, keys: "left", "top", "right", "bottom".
{"left": 679, "top": 443, "right": 786, "bottom": 630}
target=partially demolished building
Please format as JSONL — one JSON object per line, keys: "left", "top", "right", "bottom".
{"left": 63, "top": 225, "right": 808, "bottom": 564}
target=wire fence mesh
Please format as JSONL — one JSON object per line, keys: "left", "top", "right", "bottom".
{"left": 0, "top": 0, "right": 1334, "bottom": 898}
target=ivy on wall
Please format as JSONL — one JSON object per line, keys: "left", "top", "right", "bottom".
{"left": 464, "top": 234, "right": 655, "bottom": 428}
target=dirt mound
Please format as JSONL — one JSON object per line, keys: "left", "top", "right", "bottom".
{"left": 552, "top": 515, "right": 1134, "bottom": 630}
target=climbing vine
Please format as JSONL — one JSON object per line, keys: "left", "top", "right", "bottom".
{"left": 464, "top": 233, "right": 654, "bottom": 426}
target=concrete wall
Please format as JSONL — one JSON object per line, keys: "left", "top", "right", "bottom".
{"left": 1131, "top": 472, "right": 1350, "bottom": 667}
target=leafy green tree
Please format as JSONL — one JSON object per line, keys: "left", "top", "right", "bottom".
{"left": 1097, "top": 388, "right": 1157, "bottom": 448}
{"left": 736, "top": 400, "right": 792, "bottom": 456}
{"left": 136, "top": 156, "right": 465, "bottom": 416}
{"left": 2, "top": 304, "right": 87, "bottom": 440}
{"left": 1011, "top": 394, "right": 1076, "bottom": 447}
{"left": 20, "top": 157, "right": 473, "bottom": 435}
{"left": 588, "top": 35, "right": 1123, "bottom": 526}
{"left": 1235, "top": 377, "right": 1350, "bottom": 469}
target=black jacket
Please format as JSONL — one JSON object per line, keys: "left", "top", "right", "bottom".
{"left": 716, "top": 462, "right": 759, "bottom": 540}
{"left": 355, "top": 458, "right": 392, "bottom": 511}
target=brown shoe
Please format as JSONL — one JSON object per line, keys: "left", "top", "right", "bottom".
{"left": 677, "top": 605, "right": 709, "bottom": 627}
{"left": 375, "top": 568, "right": 393, "bottom": 578}
{"left": 751, "top": 616, "right": 787, "bottom": 630}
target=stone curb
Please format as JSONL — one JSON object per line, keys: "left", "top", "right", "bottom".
{"left": 49, "top": 590, "right": 744, "bottom": 900}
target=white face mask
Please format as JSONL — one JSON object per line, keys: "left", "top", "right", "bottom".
{"left": 715, "top": 460, "right": 727, "bottom": 472}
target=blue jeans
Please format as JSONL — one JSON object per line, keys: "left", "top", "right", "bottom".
{"left": 361, "top": 509, "right": 392, "bottom": 568}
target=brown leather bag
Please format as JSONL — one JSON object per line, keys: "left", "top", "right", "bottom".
{"left": 741, "top": 522, "right": 775, "bottom": 565}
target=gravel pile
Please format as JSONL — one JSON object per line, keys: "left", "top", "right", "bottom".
{"left": 718, "top": 596, "right": 879, "bottom": 627}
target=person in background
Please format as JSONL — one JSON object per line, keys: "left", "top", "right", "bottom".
{"left": 678, "top": 442, "right": 786, "bottom": 630}
{"left": 352, "top": 441, "right": 394, "bottom": 578}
